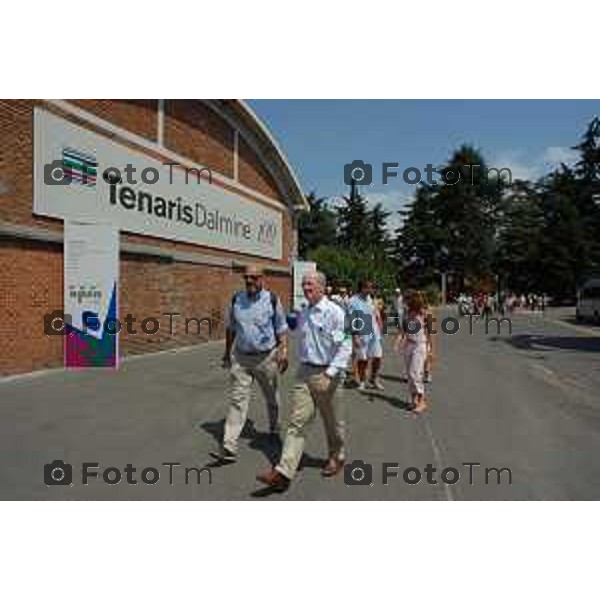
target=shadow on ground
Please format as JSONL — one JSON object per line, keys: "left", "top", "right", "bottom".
{"left": 499, "top": 334, "right": 600, "bottom": 353}
{"left": 357, "top": 390, "right": 415, "bottom": 411}
{"left": 380, "top": 373, "right": 408, "bottom": 383}
{"left": 198, "top": 417, "right": 325, "bottom": 472}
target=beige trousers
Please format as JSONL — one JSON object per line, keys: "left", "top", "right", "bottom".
{"left": 276, "top": 365, "right": 345, "bottom": 480}
{"left": 223, "top": 348, "right": 280, "bottom": 454}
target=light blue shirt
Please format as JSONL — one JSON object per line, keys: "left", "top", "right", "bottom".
{"left": 227, "top": 289, "right": 288, "bottom": 354}
{"left": 347, "top": 294, "right": 382, "bottom": 339}
{"left": 297, "top": 296, "right": 352, "bottom": 378}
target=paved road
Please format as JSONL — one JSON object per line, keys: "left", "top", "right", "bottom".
{"left": 1, "top": 307, "right": 599, "bottom": 500}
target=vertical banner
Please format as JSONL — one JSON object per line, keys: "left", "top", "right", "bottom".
{"left": 64, "top": 222, "right": 119, "bottom": 369}
{"left": 293, "top": 261, "right": 316, "bottom": 310}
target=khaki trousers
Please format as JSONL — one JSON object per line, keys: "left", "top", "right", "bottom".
{"left": 223, "top": 348, "right": 280, "bottom": 454}
{"left": 276, "top": 364, "right": 345, "bottom": 480}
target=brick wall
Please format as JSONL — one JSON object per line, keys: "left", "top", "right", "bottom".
{"left": 71, "top": 100, "right": 159, "bottom": 141}
{"left": 0, "top": 238, "right": 63, "bottom": 374}
{"left": 0, "top": 99, "right": 295, "bottom": 376}
{"left": 164, "top": 100, "right": 234, "bottom": 178}
{"left": 0, "top": 235, "right": 292, "bottom": 376}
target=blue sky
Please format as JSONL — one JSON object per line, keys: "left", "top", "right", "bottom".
{"left": 249, "top": 100, "right": 600, "bottom": 229}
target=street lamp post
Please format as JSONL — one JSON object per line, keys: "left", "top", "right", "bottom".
{"left": 440, "top": 245, "right": 449, "bottom": 307}
{"left": 441, "top": 271, "right": 447, "bottom": 307}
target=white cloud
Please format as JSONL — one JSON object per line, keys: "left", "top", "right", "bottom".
{"left": 491, "top": 151, "right": 538, "bottom": 182}
{"left": 490, "top": 145, "right": 580, "bottom": 183}
{"left": 364, "top": 191, "right": 412, "bottom": 233}
{"left": 542, "top": 146, "right": 579, "bottom": 170}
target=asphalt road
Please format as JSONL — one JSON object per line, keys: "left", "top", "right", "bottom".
{"left": 1, "top": 307, "right": 599, "bottom": 500}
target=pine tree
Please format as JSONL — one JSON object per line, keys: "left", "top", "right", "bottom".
{"left": 336, "top": 181, "right": 370, "bottom": 251}
{"left": 572, "top": 116, "right": 600, "bottom": 277}
{"left": 496, "top": 180, "right": 544, "bottom": 293}
{"left": 365, "top": 202, "right": 391, "bottom": 260}
{"left": 297, "top": 191, "right": 337, "bottom": 258}
{"left": 537, "top": 169, "right": 586, "bottom": 298}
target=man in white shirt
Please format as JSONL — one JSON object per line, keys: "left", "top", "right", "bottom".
{"left": 257, "top": 271, "right": 352, "bottom": 491}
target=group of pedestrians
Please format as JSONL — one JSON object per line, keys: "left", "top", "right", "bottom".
{"left": 502, "top": 292, "right": 546, "bottom": 314}
{"left": 457, "top": 290, "right": 546, "bottom": 317}
{"left": 211, "top": 265, "right": 435, "bottom": 492}
{"left": 457, "top": 291, "right": 496, "bottom": 317}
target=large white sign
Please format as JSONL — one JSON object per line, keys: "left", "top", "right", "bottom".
{"left": 64, "top": 222, "right": 119, "bottom": 369}
{"left": 34, "top": 108, "right": 283, "bottom": 259}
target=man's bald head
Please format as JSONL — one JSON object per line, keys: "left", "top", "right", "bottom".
{"left": 244, "top": 264, "right": 264, "bottom": 277}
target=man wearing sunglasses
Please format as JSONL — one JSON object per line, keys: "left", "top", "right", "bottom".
{"left": 211, "top": 264, "right": 289, "bottom": 463}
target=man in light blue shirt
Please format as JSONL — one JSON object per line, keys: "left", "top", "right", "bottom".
{"left": 212, "top": 265, "right": 288, "bottom": 463}
{"left": 257, "top": 271, "right": 351, "bottom": 490}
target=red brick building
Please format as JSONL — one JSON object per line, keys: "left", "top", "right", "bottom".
{"left": 0, "top": 100, "right": 306, "bottom": 376}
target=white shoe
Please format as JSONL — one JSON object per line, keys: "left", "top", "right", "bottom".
{"left": 369, "top": 379, "right": 385, "bottom": 391}
{"left": 357, "top": 381, "right": 367, "bottom": 392}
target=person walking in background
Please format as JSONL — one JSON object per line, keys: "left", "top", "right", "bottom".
{"left": 257, "top": 271, "right": 352, "bottom": 491}
{"left": 374, "top": 291, "right": 385, "bottom": 333}
{"left": 212, "top": 265, "right": 289, "bottom": 464}
{"left": 482, "top": 293, "right": 493, "bottom": 320}
{"left": 330, "top": 286, "right": 347, "bottom": 309}
{"left": 499, "top": 292, "right": 507, "bottom": 317}
{"left": 419, "top": 291, "right": 435, "bottom": 385}
{"left": 348, "top": 280, "right": 384, "bottom": 391}
{"left": 395, "top": 290, "right": 431, "bottom": 413}
{"left": 338, "top": 287, "right": 351, "bottom": 311}
{"left": 394, "top": 288, "right": 405, "bottom": 328}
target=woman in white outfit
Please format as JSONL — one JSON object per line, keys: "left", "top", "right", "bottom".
{"left": 395, "top": 291, "right": 430, "bottom": 413}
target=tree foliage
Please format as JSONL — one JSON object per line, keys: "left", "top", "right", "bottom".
{"left": 298, "top": 117, "right": 600, "bottom": 299}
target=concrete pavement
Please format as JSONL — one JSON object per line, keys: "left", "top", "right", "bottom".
{"left": 1, "top": 307, "right": 599, "bottom": 500}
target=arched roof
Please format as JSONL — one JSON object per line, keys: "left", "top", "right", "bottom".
{"left": 206, "top": 100, "right": 308, "bottom": 211}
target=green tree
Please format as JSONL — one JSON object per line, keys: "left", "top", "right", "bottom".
{"left": 537, "top": 169, "right": 585, "bottom": 298}
{"left": 396, "top": 145, "right": 504, "bottom": 291}
{"left": 365, "top": 202, "right": 392, "bottom": 261}
{"left": 336, "top": 182, "right": 370, "bottom": 251}
{"left": 496, "top": 180, "right": 545, "bottom": 293}
{"left": 297, "top": 191, "right": 337, "bottom": 258}
{"left": 394, "top": 184, "right": 442, "bottom": 288}
{"left": 572, "top": 116, "right": 600, "bottom": 278}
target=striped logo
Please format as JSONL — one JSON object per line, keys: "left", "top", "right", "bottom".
{"left": 62, "top": 147, "right": 98, "bottom": 187}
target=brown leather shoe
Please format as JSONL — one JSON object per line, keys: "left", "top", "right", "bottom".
{"left": 256, "top": 468, "right": 290, "bottom": 490}
{"left": 321, "top": 456, "right": 345, "bottom": 477}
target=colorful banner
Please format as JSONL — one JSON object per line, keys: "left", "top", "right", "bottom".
{"left": 64, "top": 222, "right": 119, "bottom": 368}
